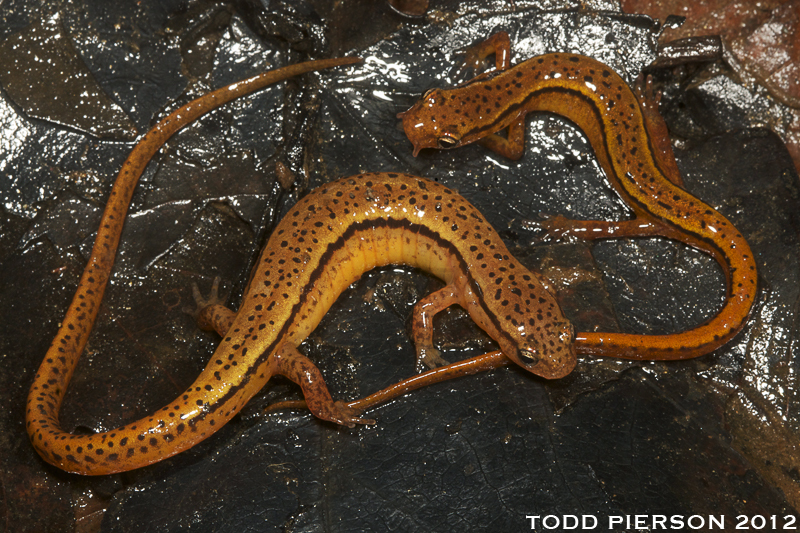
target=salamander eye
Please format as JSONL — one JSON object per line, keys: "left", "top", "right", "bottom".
{"left": 517, "top": 348, "right": 539, "bottom": 366}
{"left": 437, "top": 135, "right": 458, "bottom": 149}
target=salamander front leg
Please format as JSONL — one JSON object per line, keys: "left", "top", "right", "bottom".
{"left": 459, "top": 31, "right": 512, "bottom": 72}
{"left": 186, "top": 277, "right": 236, "bottom": 336}
{"left": 457, "top": 31, "right": 527, "bottom": 160}
{"left": 411, "top": 284, "right": 461, "bottom": 372}
{"left": 273, "top": 343, "right": 375, "bottom": 428}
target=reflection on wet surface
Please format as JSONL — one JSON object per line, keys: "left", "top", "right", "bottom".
{"left": 0, "top": 1, "right": 797, "bottom": 529}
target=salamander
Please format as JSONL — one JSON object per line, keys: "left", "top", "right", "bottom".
{"left": 398, "top": 31, "right": 757, "bottom": 361}
{"left": 26, "top": 57, "right": 574, "bottom": 475}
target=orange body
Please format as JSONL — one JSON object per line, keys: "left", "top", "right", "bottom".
{"left": 26, "top": 58, "right": 574, "bottom": 475}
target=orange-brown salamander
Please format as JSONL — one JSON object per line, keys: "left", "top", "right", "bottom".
{"left": 26, "top": 56, "right": 575, "bottom": 475}
{"left": 398, "top": 32, "right": 757, "bottom": 362}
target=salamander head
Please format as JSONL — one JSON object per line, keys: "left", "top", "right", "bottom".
{"left": 502, "top": 319, "right": 576, "bottom": 380}
{"left": 397, "top": 88, "right": 464, "bottom": 156}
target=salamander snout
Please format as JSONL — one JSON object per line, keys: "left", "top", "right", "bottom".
{"left": 511, "top": 320, "right": 577, "bottom": 380}
{"left": 397, "top": 89, "right": 463, "bottom": 156}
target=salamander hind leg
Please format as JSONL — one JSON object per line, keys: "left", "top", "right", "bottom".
{"left": 273, "top": 343, "right": 375, "bottom": 428}
{"left": 185, "top": 276, "right": 235, "bottom": 336}
{"left": 634, "top": 74, "right": 684, "bottom": 188}
{"left": 411, "top": 284, "right": 461, "bottom": 373}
